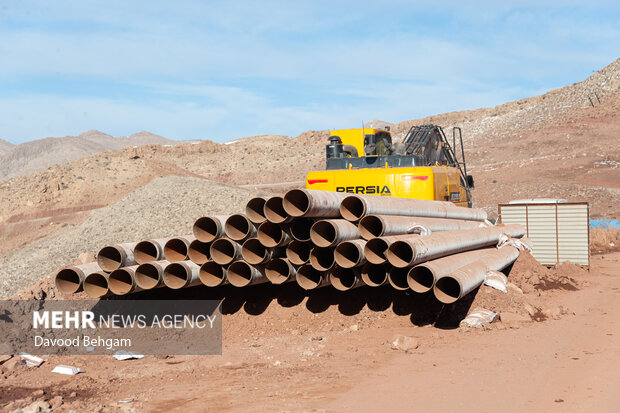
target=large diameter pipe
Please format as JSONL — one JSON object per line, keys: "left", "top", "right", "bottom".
{"left": 265, "top": 258, "right": 296, "bottom": 284}
{"left": 340, "top": 195, "right": 488, "bottom": 222}
{"left": 388, "top": 266, "right": 411, "bottom": 291}
{"left": 334, "top": 239, "right": 367, "bottom": 268}
{"left": 163, "top": 235, "right": 196, "bottom": 262}
{"left": 310, "top": 219, "right": 360, "bottom": 247}
{"left": 257, "top": 221, "right": 291, "bottom": 247}
{"left": 245, "top": 197, "right": 269, "bottom": 224}
{"left": 109, "top": 265, "right": 143, "bottom": 295}
{"left": 135, "top": 260, "right": 170, "bottom": 290}
{"left": 188, "top": 240, "right": 211, "bottom": 265}
{"left": 434, "top": 245, "right": 521, "bottom": 304}
{"left": 193, "top": 215, "right": 228, "bottom": 242}
{"left": 210, "top": 238, "right": 243, "bottom": 265}
{"left": 329, "top": 266, "right": 363, "bottom": 291}
{"left": 83, "top": 271, "right": 111, "bottom": 298}
{"left": 96, "top": 242, "right": 138, "bottom": 273}
{"left": 224, "top": 214, "right": 257, "bottom": 242}
{"left": 309, "top": 246, "right": 335, "bottom": 271}
{"left": 55, "top": 262, "right": 102, "bottom": 294}
{"left": 387, "top": 224, "right": 525, "bottom": 268}
{"left": 241, "top": 238, "right": 284, "bottom": 265}
{"left": 283, "top": 188, "right": 348, "bottom": 218}
{"left": 134, "top": 238, "right": 169, "bottom": 265}
{"left": 361, "top": 263, "right": 389, "bottom": 287}
{"left": 199, "top": 261, "right": 228, "bottom": 287}
{"left": 358, "top": 215, "right": 484, "bottom": 240}
{"left": 163, "top": 261, "right": 201, "bottom": 289}
{"left": 290, "top": 218, "right": 315, "bottom": 242}
{"left": 296, "top": 264, "right": 330, "bottom": 290}
{"left": 227, "top": 261, "right": 268, "bottom": 287}
{"left": 364, "top": 234, "right": 416, "bottom": 264}
{"left": 286, "top": 240, "right": 312, "bottom": 265}
{"left": 264, "top": 196, "right": 293, "bottom": 224}
{"left": 407, "top": 248, "right": 493, "bottom": 293}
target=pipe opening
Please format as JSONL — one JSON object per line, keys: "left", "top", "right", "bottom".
{"left": 225, "top": 215, "right": 253, "bottom": 241}
{"left": 193, "top": 217, "right": 221, "bottom": 242}
{"left": 290, "top": 218, "right": 313, "bottom": 242}
{"left": 164, "top": 239, "right": 189, "bottom": 262}
{"left": 387, "top": 241, "right": 414, "bottom": 268}
{"left": 358, "top": 215, "right": 383, "bottom": 239}
{"left": 296, "top": 265, "right": 323, "bottom": 290}
{"left": 200, "top": 262, "right": 226, "bottom": 287}
{"left": 227, "top": 261, "right": 253, "bottom": 287}
{"left": 109, "top": 269, "right": 134, "bottom": 295}
{"left": 55, "top": 268, "right": 82, "bottom": 294}
{"left": 286, "top": 241, "right": 311, "bottom": 265}
{"left": 242, "top": 238, "right": 267, "bottom": 264}
{"left": 265, "top": 258, "right": 293, "bottom": 284}
{"left": 334, "top": 241, "right": 361, "bottom": 268}
{"left": 282, "top": 189, "right": 310, "bottom": 216}
{"left": 135, "top": 263, "right": 161, "bottom": 290}
{"left": 388, "top": 267, "right": 410, "bottom": 291}
{"left": 310, "top": 221, "right": 336, "bottom": 247}
{"left": 434, "top": 277, "right": 461, "bottom": 304}
{"left": 408, "top": 266, "right": 435, "bottom": 293}
{"left": 246, "top": 197, "right": 267, "bottom": 224}
{"left": 361, "top": 263, "right": 387, "bottom": 287}
{"left": 83, "top": 273, "right": 108, "bottom": 298}
{"left": 188, "top": 240, "right": 211, "bottom": 264}
{"left": 310, "top": 247, "right": 334, "bottom": 271}
{"left": 340, "top": 196, "right": 365, "bottom": 221}
{"left": 364, "top": 238, "right": 389, "bottom": 264}
{"left": 97, "top": 246, "right": 123, "bottom": 272}
{"left": 258, "top": 222, "right": 285, "bottom": 247}
{"left": 163, "top": 263, "right": 189, "bottom": 289}
{"left": 330, "top": 267, "right": 357, "bottom": 291}
{"left": 210, "top": 239, "right": 238, "bottom": 265}
{"left": 134, "top": 240, "right": 161, "bottom": 265}
{"left": 264, "top": 197, "right": 289, "bottom": 223}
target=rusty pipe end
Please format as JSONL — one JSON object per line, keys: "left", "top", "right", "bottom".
{"left": 309, "top": 247, "right": 335, "bottom": 271}
{"left": 434, "top": 277, "right": 462, "bottom": 304}
{"left": 199, "top": 261, "right": 227, "bottom": 287}
{"left": 246, "top": 197, "right": 268, "bottom": 224}
{"left": 265, "top": 258, "right": 294, "bottom": 284}
{"left": 135, "top": 262, "right": 165, "bottom": 290}
{"left": 296, "top": 265, "right": 325, "bottom": 290}
{"left": 339, "top": 196, "right": 366, "bottom": 222}
{"left": 193, "top": 216, "right": 223, "bottom": 243}
{"left": 188, "top": 240, "right": 211, "bottom": 265}
{"left": 225, "top": 214, "right": 255, "bottom": 241}
{"left": 334, "top": 240, "right": 363, "bottom": 268}
{"left": 264, "top": 196, "right": 291, "bottom": 224}
{"left": 83, "top": 272, "right": 109, "bottom": 298}
{"left": 210, "top": 238, "right": 240, "bottom": 265}
{"left": 164, "top": 238, "right": 190, "bottom": 262}
{"left": 163, "top": 262, "right": 191, "bottom": 289}
{"left": 388, "top": 267, "right": 410, "bottom": 291}
{"left": 290, "top": 218, "right": 314, "bottom": 242}
{"left": 55, "top": 267, "right": 84, "bottom": 294}
{"left": 358, "top": 215, "right": 384, "bottom": 240}
{"left": 108, "top": 267, "right": 137, "bottom": 295}
{"left": 329, "top": 267, "right": 360, "bottom": 291}
{"left": 387, "top": 241, "right": 415, "bottom": 268}
{"left": 241, "top": 238, "right": 268, "bottom": 265}
{"left": 286, "top": 240, "right": 312, "bottom": 265}
{"left": 407, "top": 266, "right": 435, "bottom": 293}
{"left": 364, "top": 238, "right": 389, "bottom": 264}
{"left": 257, "top": 221, "right": 288, "bottom": 247}
{"left": 282, "top": 189, "right": 311, "bottom": 217}
{"left": 361, "top": 263, "right": 388, "bottom": 287}
{"left": 226, "top": 261, "right": 256, "bottom": 287}
{"left": 97, "top": 245, "right": 127, "bottom": 272}
{"left": 134, "top": 240, "right": 162, "bottom": 265}
{"left": 310, "top": 220, "right": 337, "bottom": 247}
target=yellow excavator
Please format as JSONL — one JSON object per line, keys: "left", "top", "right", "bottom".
{"left": 305, "top": 125, "right": 474, "bottom": 207}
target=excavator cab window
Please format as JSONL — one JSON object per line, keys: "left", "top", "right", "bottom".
{"left": 364, "top": 131, "right": 392, "bottom": 156}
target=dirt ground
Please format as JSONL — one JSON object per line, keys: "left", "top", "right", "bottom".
{"left": 1, "top": 251, "right": 619, "bottom": 412}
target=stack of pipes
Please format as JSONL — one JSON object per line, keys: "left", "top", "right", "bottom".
{"left": 55, "top": 189, "right": 528, "bottom": 306}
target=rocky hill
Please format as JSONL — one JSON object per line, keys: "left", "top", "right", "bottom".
{"left": 0, "top": 138, "right": 14, "bottom": 154}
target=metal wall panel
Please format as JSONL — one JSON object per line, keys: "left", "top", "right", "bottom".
{"left": 557, "top": 204, "right": 589, "bottom": 265}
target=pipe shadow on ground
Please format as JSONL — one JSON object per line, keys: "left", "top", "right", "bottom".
{"left": 108, "top": 282, "right": 476, "bottom": 328}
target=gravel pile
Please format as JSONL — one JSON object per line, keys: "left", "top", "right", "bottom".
{"left": 0, "top": 176, "right": 262, "bottom": 297}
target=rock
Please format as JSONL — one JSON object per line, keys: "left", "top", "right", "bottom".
{"left": 49, "top": 395, "right": 63, "bottom": 409}
{"left": 523, "top": 303, "right": 537, "bottom": 317}
{"left": 543, "top": 306, "right": 566, "bottom": 320}
{"left": 530, "top": 274, "right": 540, "bottom": 285}
{"left": 3, "top": 356, "right": 22, "bottom": 370}
{"left": 31, "top": 390, "right": 45, "bottom": 397}
{"left": 507, "top": 282, "right": 523, "bottom": 294}
{"left": 390, "top": 334, "right": 419, "bottom": 352}
{"left": 349, "top": 324, "right": 359, "bottom": 332}
{"left": 500, "top": 312, "right": 531, "bottom": 324}
{"left": 21, "top": 400, "right": 50, "bottom": 413}
{"left": 78, "top": 252, "right": 96, "bottom": 264}
{"left": 69, "top": 392, "right": 77, "bottom": 398}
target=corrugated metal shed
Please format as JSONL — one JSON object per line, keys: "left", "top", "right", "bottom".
{"left": 499, "top": 202, "right": 589, "bottom": 266}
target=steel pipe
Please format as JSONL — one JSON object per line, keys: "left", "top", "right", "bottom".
{"left": 54, "top": 262, "right": 102, "bottom": 294}
{"left": 245, "top": 197, "right": 269, "bottom": 224}
{"left": 361, "top": 263, "right": 389, "bottom": 287}
{"left": 135, "top": 260, "right": 170, "bottom": 290}
{"left": 329, "top": 266, "right": 363, "bottom": 291}
{"left": 264, "top": 196, "right": 293, "bottom": 224}
{"left": 265, "top": 258, "right": 296, "bottom": 284}
{"left": 193, "top": 215, "right": 228, "bottom": 242}
{"left": 434, "top": 245, "right": 521, "bottom": 304}
{"left": 358, "top": 215, "right": 484, "bottom": 240}
{"left": 286, "top": 240, "right": 312, "bottom": 265}
{"left": 83, "top": 271, "right": 110, "bottom": 298}
{"left": 210, "top": 238, "right": 243, "bottom": 265}
{"left": 241, "top": 238, "right": 284, "bottom": 265}
{"left": 309, "top": 246, "right": 335, "bottom": 271}
{"left": 388, "top": 266, "right": 411, "bottom": 291}
{"left": 224, "top": 214, "right": 257, "bottom": 242}
{"left": 290, "top": 218, "right": 315, "bottom": 242}
{"left": 163, "top": 235, "right": 196, "bottom": 262}
{"left": 188, "top": 240, "right": 211, "bottom": 265}
{"left": 340, "top": 195, "right": 488, "bottom": 222}
{"left": 310, "top": 219, "right": 360, "bottom": 247}
{"left": 96, "top": 242, "right": 138, "bottom": 273}
{"left": 257, "top": 221, "right": 291, "bottom": 247}
{"left": 227, "top": 261, "right": 268, "bottom": 287}
{"left": 199, "top": 261, "right": 228, "bottom": 287}
{"left": 282, "top": 188, "right": 348, "bottom": 218}
{"left": 163, "top": 261, "right": 201, "bottom": 289}
{"left": 364, "top": 234, "right": 416, "bottom": 264}
{"left": 334, "top": 239, "right": 367, "bottom": 268}
{"left": 134, "top": 238, "right": 169, "bottom": 265}
{"left": 387, "top": 224, "right": 525, "bottom": 268}
{"left": 407, "top": 248, "right": 493, "bottom": 293}
{"left": 109, "top": 265, "right": 143, "bottom": 295}
{"left": 296, "top": 264, "right": 329, "bottom": 290}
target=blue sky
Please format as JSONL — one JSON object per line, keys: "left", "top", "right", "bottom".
{"left": 1, "top": 1, "right": 619, "bottom": 143}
